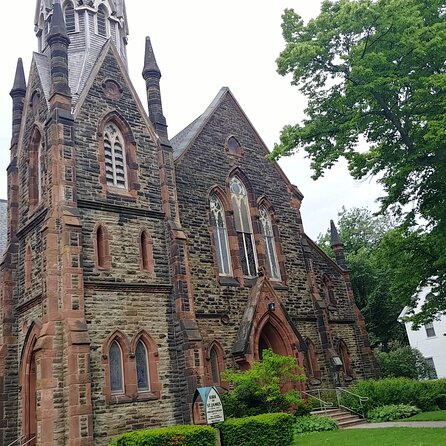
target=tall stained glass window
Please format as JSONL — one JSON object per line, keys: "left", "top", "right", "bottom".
{"left": 259, "top": 206, "right": 280, "bottom": 280}
{"left": 104, "top": 123, "right": 126, "bottom": 188}
{"left": 109, "top": 341, "right": 124, "bottom": 393}
{"left": 136, "top": 340, "right": 150, "bottom": 391}
{"left": 210, "top": 195, "right": 231, "bottom": 275}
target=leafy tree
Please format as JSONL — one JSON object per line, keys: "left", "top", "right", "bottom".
{"left": 272, "top": 0, "right": 446, "bottom": 322}
{"left": 318, "top": 207, "right": 406, "bottom": 348}
{"left": 221, "top": 349, "right": 305, "bottom": 418}
{"left": 374, "top": 344, "right": 436, "bottom": 379}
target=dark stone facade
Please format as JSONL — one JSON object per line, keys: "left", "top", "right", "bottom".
{"left": 0, "top": 2, "right": 378, "bottom": 445}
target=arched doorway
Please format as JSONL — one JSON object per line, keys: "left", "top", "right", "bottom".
{"left": 257, "top": 322, "right": 289, "bottom": 359}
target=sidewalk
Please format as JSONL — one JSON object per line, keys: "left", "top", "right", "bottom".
{"left": 346, "top": 421, "right": 446, "bottom": 429}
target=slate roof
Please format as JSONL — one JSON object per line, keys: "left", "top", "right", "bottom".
{"left": 171, "top": 87, "right": 229, "bottom": 160}
{"left": 0, "top": 200, "right": 7, "bottom": 256}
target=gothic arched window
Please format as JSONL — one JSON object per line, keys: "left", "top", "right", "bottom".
{"left": 64, "top": 1, "right": 76, "bottom": 34}
{"left": 230, "top": 177, "right": 257, "bottom": 278}
{"left": 104, "top": 123, "right": 127, "bottom": 188}
{"left": 323, "top": 275, "right": 337, "bottom": 307}
{"left": 97, "top": 5, "right": 108, "bottom": 37}
{"left": 259, "top": 206, "right": 280, "bottom": 280}
{"left": 29, "top": 128, "right": 44, "bottom": 211}
{"left": 109, "top": 340, "right": 124, "bottom": 394}
{"left": 210, "top": 194, "right": 231, "bottom": 276}
{"left": 338, "top": 339, "right": 353, "bottom": 380}
{"left": 94, "top": 223, "right": 110, "bottom": 270}
{"left": 210, "top": 347, "right": 220, "bottom": 385}
{"left": 135, "top": 340, "right": 150, "bottom": 391}
{"left": 305, "top": 338, "right": 321, "bottom": 382}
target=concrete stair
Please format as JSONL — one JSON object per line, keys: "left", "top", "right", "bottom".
{"left": 311, "top": 408, "right": 368, "bottom": 428}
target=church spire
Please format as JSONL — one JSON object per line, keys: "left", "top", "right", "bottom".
{"left": 330, "top": 220, "right": 347, "bottom": 269}
{"left": 143, "top": 37, "right": 168, "bottom": 142}
{"left": 10, "top": 58, "right": 27, "bottom": 145}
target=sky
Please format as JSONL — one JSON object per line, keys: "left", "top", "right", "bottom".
{"left": 0, "top": 1, "right": 384, "bottom": 240}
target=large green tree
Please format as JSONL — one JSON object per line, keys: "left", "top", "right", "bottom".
{"left": 318, "top": 207, "right": 406, "bottom": 348}
{"left": 272, "top": 0, "right": 446, "bottom": 321}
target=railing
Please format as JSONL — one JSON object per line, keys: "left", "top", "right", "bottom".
{"left": 6, "top": 435, "right": 36, "bottom": 446}
{"left": 21, "top": 436, "right": 36, "bottom": 446}
{"left": 335, "top": 387, "right": 369, "bottom": 417}
{"left": 6, "top": 436, "right": 25, "bottom": 446}
{"left": 301, "top": 389, "right": 334, "bottom": 413}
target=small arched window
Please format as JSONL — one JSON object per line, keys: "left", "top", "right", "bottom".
{"left": 322, "top": 275, "right": 336, "bottom": 307}
{"left": 135, "top": 340, "right": 150, "bottom": 391}
{"left": 259, "top": 206, "right": 280, "bottom": 280}
{"left": 64, "top": 1, "right": 76, "bottom": 33}
{"left": 97, "top": 5, "right": 108, "bottom": 37}
{"left": 104, "top": 123, "right": 127, "bottom": 188}
{"left": 95, "top": 224, "right": 109, "bottom": 269}
{"left": 25, "top": 245, "right": 32, "bottom": 289}
{"left": 29, "top": 128, "right": 44, "bottom": 211}
{"left": 305, "top": 339, "right": 321, "bottom": 381}
{"left": 140, "top": 231, "right": 154, "bottom": 274}
{"left": 210, "top": 347, "right": 220, "bottom": 385}
{"left": 230, "top": 177, "right": 257, "bottom": 278}
{"left": 210, "top": 194, "right": 231, "bottom": 276}
{"left": 109, "top": 340, "right": 124, "bottom": 394}
{"left": 338, "top": 340, "right": 353, "bottom": 379}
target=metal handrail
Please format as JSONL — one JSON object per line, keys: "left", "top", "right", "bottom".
{"left": 6, "top": 436, "right": 25, "bottom": 446}
{"left": 301, "top": 390, "right": 334, "bottom": 413}
{"left": 335, "top": 387, "right": 368, "bottom": 417}
{"left": 21, "top": 436, "right": 36, "bottom": 446}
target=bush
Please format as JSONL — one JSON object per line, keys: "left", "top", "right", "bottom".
{"left": 367, "top": 404, "right": 421, "bottom": 422}
{"left": 219, "top": 412, "right": 294, "bottom": 446}
{"left": 222, "top": 349, "right": 305, "bottom": 417}
{"left": 435, "top": 394, "right": 446, "bottom": 410}
{"left": 293, "top": 400, "right": 312, "bottom": 417}
{"left": 341, "top": 378, "right": 446, "bottom": 414}
{"left": 108, "top": 425, "right": 216, "bottom": 446}
{"left": 293, "top": 415, "right": 338, "bottom": 433}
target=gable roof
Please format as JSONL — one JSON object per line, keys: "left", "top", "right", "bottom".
{"left": 171, "top": 87, "right": 304, "bottom": 199}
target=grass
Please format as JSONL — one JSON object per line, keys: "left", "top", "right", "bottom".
{"left": 400, "top": 410, "right": 446, "bottom": 422}
{"left": 293, "top": 428, "right": 446, "bottom": 446}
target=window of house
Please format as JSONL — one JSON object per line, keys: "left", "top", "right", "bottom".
{"left": 97, "top": 5, "right": 108, "bottom": 37}
{"left": 425, "top": 322, "right": 436, "bottom": 338}
{"left": 230, "top": 177, "right": 257, "bottom": 278}
{"left": 135, "top": 340, "right": 150, "bottom": 391}
{"left": 104, "top": 123, "right": 127, "bottom": 188}
{"left": 210, "top": 194, "right": 231, "bottom": 276}
{"left": 109, "top": 340, "right": 124, "bottom": 394}
{"left": 64, "top": 1, "right": 76, "bottom": 33}
{"left": 424, "top": 357, "right": 438, "bottom": 379}
{"left": 140, "top": 231, "right": 154, "bottom": 274}
{"left": 259, "top": 206, "right": 280, "bottom": 280}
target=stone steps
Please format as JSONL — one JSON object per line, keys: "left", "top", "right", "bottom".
{"left": 311, "top": 408, "right": 368, "bottom": 428}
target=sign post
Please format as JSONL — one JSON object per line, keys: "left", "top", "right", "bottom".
{"left": 193, "top": 386, "right": 225, "bottom": 425}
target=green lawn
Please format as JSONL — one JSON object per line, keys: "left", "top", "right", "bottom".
{"left": 401, "top": 410, "right": 446, "bottom": 422}
{"left": 293, "top": 428, "right": 446, "bottom": 446}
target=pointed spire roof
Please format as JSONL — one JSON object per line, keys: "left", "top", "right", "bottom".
{"left": 142, "top": 37, "right": 161, "bottom": 78}
{"left": 48, "top": 0, "right": 68, "bottom": 40}
{"left": 10, "top": 58, "right": 26, "bottom": 97}
{"left": 330, "top": 220, "right": 343, "bottom": 247}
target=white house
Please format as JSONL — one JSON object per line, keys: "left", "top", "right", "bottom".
{"left": 399, "top": 287, "right": 446, "bottom": 378}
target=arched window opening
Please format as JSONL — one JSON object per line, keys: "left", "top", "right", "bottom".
{"left": 226, "top": 136, "right": 243, "bottom": 157}
{"left": 305, "top": 339, "right": 321, "bottom": 381}
{"left": 25, "top": 245, "right": 32, "bottom": 289}
{"left": 135, "top": 340, "right": 150, "bottom": 391}
{"left": 97, "top": 5, "right": 108, "bottom": 37}
{"left": 323, "top": 275, "right": 336, "bottom": 307}
{"left": 338, "top": 340, "right": 353, "bottom": 379}
{"left": 104, "top": 123, "right": 126, "bottom": 188}
{"left": 140, "top": 231, "right": 154, "bottom": 273}
{"left": 64, "top": 1, "right": 76, "bottom": 33}
{"left": 210, "top": 347, "right": 220, "bottom": 385}
{"left": 95, "top": 224, "right": 108, "bottom": 269}
{"left": 29, "top": 129, "right": 44, "bottom": 210}
{"left": 259, "top": 206, "right": 280, "bottom": 280}
{"left": 37, "top": 138, "right": 43, "bottom": 203}
{"left": 230, "top": 177, "right": 257, "bottom": 278}
{"left": 109, "top": 340, "right": 124, "bottom": 394}
{"left": 210, "top": 194, "right": 231, "bottom": 276}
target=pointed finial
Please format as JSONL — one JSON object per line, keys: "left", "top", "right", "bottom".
{"left": 48, "top": 0, "right": 69, "bottom": 40}
{"left": 142, "top": 36, "right": 161, "bottom": 79}
{"left": 10, "top": 58, "right": 26, "bottom": 97}
{"left": 330, "top": 220, "right": 343, "bottom": 248}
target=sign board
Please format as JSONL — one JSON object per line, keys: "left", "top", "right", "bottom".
{"left": 193, "top": 386, "right": 225, "bottom": 424}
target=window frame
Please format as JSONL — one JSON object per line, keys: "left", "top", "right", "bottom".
{"left": 230, "top": 177, "right": 258, "bottom": 278}
{"left": 63, "top": 1, "right": 77, "bottom": 34}
{"left": 109, "top": 340, "right": 125, "bottom": 395}
{"left": 93, "top": 222, "right": 111, "bottom": 271}
{"left": 135, "top": 340, "right": 150, "bottom": 392}
{"left": 258, "top": 205, "right": 281, "bottom": 281}
{"left": 103, "top": 123, "right": 128, "bottom": 189}
{"left": 425, "top": 322, "right": 436, "bottom": 338}
{"left": 96, "top": 4, "right": 109, "bottom": 37}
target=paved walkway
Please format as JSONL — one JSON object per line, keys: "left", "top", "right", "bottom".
{"left": 346, "top": 421, "right": 446, "bottom": 429}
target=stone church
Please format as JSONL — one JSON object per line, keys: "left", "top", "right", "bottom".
{"left": 0, "top": 1, "right": 378, "bottom": 444}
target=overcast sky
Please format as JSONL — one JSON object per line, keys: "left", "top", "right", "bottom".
{"left": 0, "top": 1, "right": 383, "bottom": 239}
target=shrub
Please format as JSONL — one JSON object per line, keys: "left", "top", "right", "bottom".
{"left": 219, "top": 412, "right": 294, "bottom": 446}
{"left": 341, "top": 378, "right": 446, "bottom": 414}
{"left": 435, "top": 394, "right": 446, "bottom": 410}
{"left": 222, "top": 349, "right": 305, "bottom": 417}
{"left": 108, "top": 425, "right": 216, "bottom": 446}
{"left": 293, "top": 415, "right": 338, "bottom": 433}
{"left": 293, "top": 399, "right": 312, "bottom": 417}
{"left": 367, "top": 404, "right": 421, "bottom": 422}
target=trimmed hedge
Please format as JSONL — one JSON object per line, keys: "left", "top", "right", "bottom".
{"left": 294, "top": 415, "right": 338, "bottom": 433}
{"left": 341, "top": 378, "right": 446, "bottom": 413}
{"left": 219, "top": 412, "right": 294, "bottom": 446}
{"left": 108, "top": 425, "right": 217, "bottom": 446}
